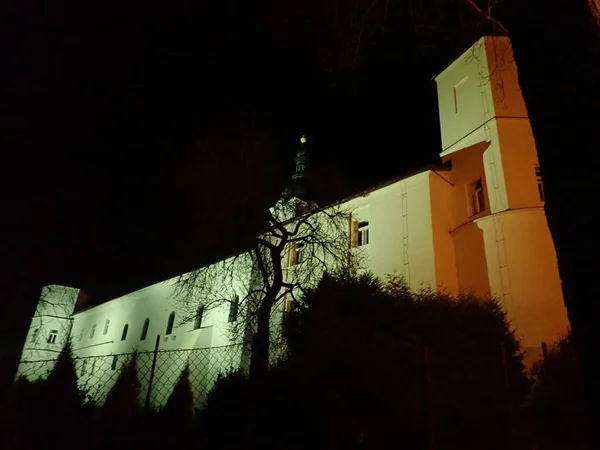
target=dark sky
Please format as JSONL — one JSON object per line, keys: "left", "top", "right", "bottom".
{"left": 1, "top": 0, "right": 490, "bottom": 301}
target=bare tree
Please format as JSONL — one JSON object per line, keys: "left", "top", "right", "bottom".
{"left": 174, "top": 194, "right": 360, "bottom": 380}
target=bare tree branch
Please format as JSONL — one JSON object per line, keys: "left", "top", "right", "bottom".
{"left": 172, "top": 193, "right": 362, "bottom": 377}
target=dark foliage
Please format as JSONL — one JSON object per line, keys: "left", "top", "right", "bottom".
{"left": 2, "top": 342, "right": 90, "bottom": 450}
{"left": 523, "top": 331, "right": 591, "bottom": 449}
{"left": 197, "top": 273, "right": 530, "bottom": 450}
{"left": 200, "top": 369, "right": 251, "bottom": 449}
{"left": 161, "top": 365, "right": 194, "bottom": 433}
{"left": 277, "top": 273, "right": 530, "bottom": 450}
{"left": 102, "top": 352, "right": 141, "bottom": 422}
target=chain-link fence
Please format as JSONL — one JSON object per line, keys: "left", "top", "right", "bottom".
{"left": 16, "top": 342, "right": 282, "bottom": 410}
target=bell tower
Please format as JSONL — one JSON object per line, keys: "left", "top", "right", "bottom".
{"left": 283, "top": 135, "right": 309, "bottom": 200}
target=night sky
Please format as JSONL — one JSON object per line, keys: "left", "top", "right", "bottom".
{"left": 2, "top": 0, "right": 492, "bottom": 301}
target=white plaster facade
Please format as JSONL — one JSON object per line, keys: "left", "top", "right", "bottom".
{"left": 16, "top": 36, "right": 569, "bottom": 405}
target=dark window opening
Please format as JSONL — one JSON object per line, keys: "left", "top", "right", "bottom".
{"left": 121, "top": 324, "right": 129, "bottom": 341}
{"left": 194, "top": 306, "right": 205, "bottom": 330}
{"left": 47, "top": 329, "right": 58, "bottom": 344}
{"left": 535, "top": 166, "right": 545, "bottom": 201}
{"left": 228, "top": 296, "right": 239, "bottom": 323}
{"left": 358, "top": 221, "right": 370, "bottom": 246}
{"left": 166, "top": 312, "right": 175, "bottom": 335}
{"left": 140, "top": 318, "right": 150, "bottom": 341}
{"left": 470, "top": 178, "right": 486, "bottom": 215}
{"left": 294, "top": 243, "right": 304, "bottom": 265}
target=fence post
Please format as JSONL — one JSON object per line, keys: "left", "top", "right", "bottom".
{"left": 145, "top": 334, "right": 160, "bottom": 409}
{"left": 541, "top": 341, "right": 548, "bottom": 361}
{"left": 422, "top": 342, "right": 435, "bottom": 450}
{"left": 500, "top": 342, "right": 515, "bottom": 442}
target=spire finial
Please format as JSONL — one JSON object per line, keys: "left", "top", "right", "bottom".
{"left": 300, "top": 135, "right": 307, "bottom": 144}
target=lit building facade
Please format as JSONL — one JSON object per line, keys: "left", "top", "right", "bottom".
{"left": 16, "top": 36, "right": 569, "bottom": 405}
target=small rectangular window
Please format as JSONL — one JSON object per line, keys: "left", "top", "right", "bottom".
{"left": 295, "top": 243, "right": 304, "bottom": 264}
{"left": 469, "top": 178, "right": 486, "bottom": 215}
{"left": 111, "top": 355, "right": 118, "bottom": 370}
{"left": 193, "top": 306, "right": 205, "bottom": 330}
{"left": 453, "top": 86, "right": 458, "bottom": 114}
{"left": 357, "top": 221, "right": 370, "bottom": 246}
{"left": 535, "top": 166, "right": 544, "bottom": 201}
{"left": 289, "top": 242, "right": 305, "bottom": 266}
{"left": 228, "top": 296, "right": 239, "bottom": 323}
{"left": 47, "top": 329, "right": 58, "bottom": 344}
{"left": 90, "top": 324, "right": 97, "bottom": 339}
{"left": 103, "top": 319, "right": 110, "bottom": 335}
{"left": 78, "top": 327, "right": 85, "bottom": 342}
{"left": 31, "top": 328, "right": 40, "bottom": 343}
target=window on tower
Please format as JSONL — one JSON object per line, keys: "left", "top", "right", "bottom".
{"left": 47, "top": 329, "right": 58, "bottom": 344}
{"left": 535, "top": 165, "right": 545, "bottom": 201}
{"left": 469, "top": 178, "right": 486, "bottom": 216}
{"left": 31, "top": 327, "right": 40, "bottom": 343}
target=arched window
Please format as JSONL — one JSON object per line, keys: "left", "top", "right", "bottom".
{"left": 140, "top": 318, "right": 150, "bottom": 341}
{"left": 166, "top": 312, "right": 175, "bottom": 335}
{"left": 193, "top": 305, "right": 205, "bottom": 330}
{"left": 121, "top": 324, "right": 129, "bottom": 341}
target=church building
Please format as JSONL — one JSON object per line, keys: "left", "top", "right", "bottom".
{"left": 16, "top": 36, "right": 569, "bottom": 408}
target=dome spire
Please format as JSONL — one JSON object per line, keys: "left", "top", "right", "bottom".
{"left": 282, "top": 134, "right": 309, "bottom": 201}
{"left": 293, "top": 135, "right": 308, "bottom": 184}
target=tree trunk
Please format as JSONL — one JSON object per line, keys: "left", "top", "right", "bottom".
{"left": 246, "top": 297, "right": 274, "bottom": 450}
{"left": 249, "top": 298, "right": 273, "bottom": 381}
{"left": 502, "top": 0, "right": 600, "bottom": 442}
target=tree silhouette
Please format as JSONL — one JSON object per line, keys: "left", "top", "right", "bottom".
{"left": 162, "top": 365, "right": 194, "bottom": 424}
{"left": 279, "top": 272, "right": 529, "bottom": 450}
{"left": 175, "top": 194, "right": 354, "bottom": 381}
{"left": 103, "top": 353, "right": 141, "bottom": 421}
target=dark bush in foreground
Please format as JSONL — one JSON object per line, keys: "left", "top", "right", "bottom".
{"left": 523, "top": 331, "right": 591, "bottom": 449}
{"left": 199, "top": 273, "right": 530, "bottom": 450}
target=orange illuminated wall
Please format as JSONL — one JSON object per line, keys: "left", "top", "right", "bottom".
{"left": 434, "top": 142, "right": 492, "bottom": 297}
{"left": 433, "top": 36, "right": 570, "bottom": 364}
{"left": 428, "top": 171, "right": 459, "bottom": 294}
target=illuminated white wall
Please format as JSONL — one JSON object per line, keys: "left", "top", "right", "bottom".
{"left": 69, "top": 256, "right": 252, "bottom": 407}
{"left": 342, "top": 172, "right": 438, "bottom": 290}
